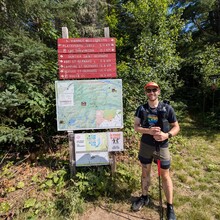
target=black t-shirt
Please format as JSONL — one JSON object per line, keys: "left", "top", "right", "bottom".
{"left": 134, "top": 102, "right": 177, "bottom": 147}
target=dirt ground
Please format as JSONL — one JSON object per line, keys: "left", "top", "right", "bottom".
{"left": 79, "top": 201, "right": 161, "bottom": 220}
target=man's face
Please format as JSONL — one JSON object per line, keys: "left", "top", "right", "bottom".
{"left": 145, "top": 87, "right": 160, "bottom": 101}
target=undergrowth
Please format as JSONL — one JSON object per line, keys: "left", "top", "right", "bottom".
{"left": 0, "top": 116, "right": 220, "bottom": 220}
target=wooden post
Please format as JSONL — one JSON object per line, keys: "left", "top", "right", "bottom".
{"left": 62, "top": 27, "right": 69, "bottom": 38}
{"left": 104, "top": 27, "right": 116, "bottom": 174}
{"left": 62, "top": 27, "right": 76, "bottom": 177}
{"left": 68, "top": 131, "right": 76, "bottom": 177}
{"left": 110, "top": 151, "right": 117, "bottom": 175}
{"left": 104, "top": 27, "right": 110, "bottom": 38}
{"left": 109, "top": 129, "right": 117, "bottom": 175}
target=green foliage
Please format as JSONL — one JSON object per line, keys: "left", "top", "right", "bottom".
{"left": 0, "top": 202, "right": 11, "bottom": 215}
{"left": 175, "top": 0, "right": 220, "bottom": 122}
{"left": 0, "top": 3, "right": 220, "bottom": 219}
{"left": 24, "top": 198, "right": 37, "bottom": 209}
{"left": 0, "top": 125, "right": 34, "bottom": 147}
{"left": 40, "top": 169, "right": 67, "bottom": 190}
{"left": 170, "top": 101, "right": 188, "bottom": 121}
{"left": 0, "top": 32, "right": 57, "bottom": 150}
{"left": 112, "top": 162, "right": 140, "bottom": 195}
{"left": 54, "top": 187, "right": 84, "bottom": 219}
{"left": 0, "top": 161, "right": 14, "bottom": 179}
{"left": 75, "top": 167, "right": 111, "bottom": 199}
{"left": 112, "top": 1, "right": 185, "bottom": 136}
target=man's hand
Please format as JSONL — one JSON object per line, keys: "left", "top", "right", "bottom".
{"left": 148, "top": 126, "right": 161, "bottom": 135}
{"left": 153, "top": 131, "right": 168, "bottom": 142}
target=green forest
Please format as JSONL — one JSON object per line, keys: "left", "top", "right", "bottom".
{"left": 0, "top": 0, "right": 220, "bottom": 219}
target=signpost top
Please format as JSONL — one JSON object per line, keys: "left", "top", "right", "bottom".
{"left": 58, "top": 38, "right": 116, "bottom": 44}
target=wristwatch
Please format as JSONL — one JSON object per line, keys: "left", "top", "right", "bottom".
{"left": 168, "top": 132, "right": 172, "bottom": 138}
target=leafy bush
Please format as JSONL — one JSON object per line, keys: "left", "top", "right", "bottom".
{"left": 0, "top": 33, "right": 57, "bottom": 151}
{"left": 73, "top": 163, "right": 139, "bottom": 201}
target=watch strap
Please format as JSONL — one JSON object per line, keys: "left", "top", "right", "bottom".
{"left": 168, "top": 132, "right": 172, "bottom": 138}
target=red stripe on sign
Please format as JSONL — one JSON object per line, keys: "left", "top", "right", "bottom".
{"left": 58, "top": 53, "right": 116, "bottom": 60}
{"left": 58, "top": 58, "right": 116, "bottom": 65}
{"left": 58, "top": 43, "right": 115, "bottom": 49}
{"left": 58, "top": 38, "right": 116, "bottom": 44}
{"left": 58, "top": 63, "right": 116, "bottom": 69}
{"left": 59, "top": 72, "right": 117, "bottom": 79}
{"left": 58, "top": 48, "right": 115, "bottom": 54}
{"left": 59, "top": 67, "right": 116, "bottom": 74}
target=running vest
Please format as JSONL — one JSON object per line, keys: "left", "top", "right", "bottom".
{"left": 138, "top": 101, "right": 170, "bottom": 133}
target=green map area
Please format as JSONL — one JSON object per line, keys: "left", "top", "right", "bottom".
{"left": 55, "top": 79, "right": 123, "bottom": 131}
{"left": 85, "top": 133, "right": 108, "bottom": 151}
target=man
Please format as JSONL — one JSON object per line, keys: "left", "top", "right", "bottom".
{"left": 131, "top": 82, "right": 180, "bottom": 220}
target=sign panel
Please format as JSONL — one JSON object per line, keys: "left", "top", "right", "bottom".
{"left": 59, "top": 63, "right": 116, "bottom": 69}
{"left": 59, "top": 67, "right": 117, "bottom": 79}
{"left": 57, "top": 37, "right": 117, "bottom": 79}
{"left": 58, "top": 53, "right": 116, "bottom": 60}
{"left": 55, "top": 79, "right": 123, "bottom": 131}
{"left": 74, "top": 132, "right": 123, "bottom": 167}
{"left": 59, "top": 72, "right": 116, "bottom": 80}
{"left": 58, "top": 58, "right": 116, "bottom": 65}
{"left": 58, "top": 47, "right": 115, "bottom": 54}
{"left": 75, "top": 132, "right": 124, "bottom": 152}
{"left": 75, "top": 133, "right": 108, "bottom": 152}
{"left": 107, "top": 132, "right": 124, "bottom": 152}
{"left": 58, "top": 38, "right": 115, "bottom": 44}
{"left": 76, "top": 151, "right": 109, "bottom": 167}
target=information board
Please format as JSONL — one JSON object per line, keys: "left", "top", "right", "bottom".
{"left": 75, "top": 132, "right": 123, "bottom": 167}
{"left": 55, "top": 79, "right": 123, "bottom": 131}
{"left": 76, "top": 152, "right": 109, "bottom": 167}
{"left": 57, "top": 37, "right": 117, "bottom": 79}
{"left": 75, "top": 132, "right": 124, "bottom": 153}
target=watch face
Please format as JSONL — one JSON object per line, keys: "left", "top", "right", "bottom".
{"left": 168, "top": 133, "right": 172, "bottom": 138}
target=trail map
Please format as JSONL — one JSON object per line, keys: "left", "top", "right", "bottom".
{"left": 55, "top": 79, "right": 123, "bottom": 131}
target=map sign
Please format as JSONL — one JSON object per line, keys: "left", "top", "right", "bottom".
{"left": 55, "top": 79, "right": 123, "bottom": 131}
{"left": 75, "top": 133, "right": 108, "bottom": 152}
{"left": 74, "top": 132, "right": 123, "bottom": 167}
{"left": 75, "top": 132, "right": 124, "bottom": 153}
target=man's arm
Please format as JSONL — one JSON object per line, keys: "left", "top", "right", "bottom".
{"left": 167, "top": 121, "right": 180, "bottom": 137}
{"left": 153, "top": 121, "right": 180, "bottom": 141}
{"left": 134, "top": 117, "right": 161, "bottom": 135}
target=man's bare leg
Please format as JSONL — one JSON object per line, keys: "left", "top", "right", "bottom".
{"left": 141, "top": 163, "right": 152, "bottom": 196}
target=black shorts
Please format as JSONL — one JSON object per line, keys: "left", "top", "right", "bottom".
{"left": 138, "top": 142, "right": 171, "bottom": 169}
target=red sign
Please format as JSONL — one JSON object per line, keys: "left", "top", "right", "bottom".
{"left": 57, "top": 37, "right": 117, "bottom": 79}
{"left": 58, "top": 53, "right": 116, "bottom": 60}
{"left": 58, "top": 47, "right": 115, "bottom": 54}
{"left": 58, "top": 43, "right": 115, "bottom": 48}
{"left": 58, "top": 58, "right": 116, "bottom": 65}
{"left": 59, "top": 63, "right": 116, "bottom": 69}
{"left": 59, "top": 72, "right": 117, "bottom": 79}
{"left": 58, "top": 38, "right": 115, "bottom": 44}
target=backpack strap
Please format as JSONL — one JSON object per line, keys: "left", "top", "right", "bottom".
{"left": 157, "top": 101, "right": 170, "bottom": 132}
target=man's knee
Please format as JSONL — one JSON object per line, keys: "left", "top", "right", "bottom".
{"left": 161, "top": 169, "right": 171, "bottom": 180}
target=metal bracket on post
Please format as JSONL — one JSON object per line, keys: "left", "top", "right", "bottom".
{"left": 68, "top": 131, "right": 76, "bottom": 178}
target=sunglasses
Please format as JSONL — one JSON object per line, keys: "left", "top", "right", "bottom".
{"left": 145, "top": 88, "right": 158, "bottom": 93}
